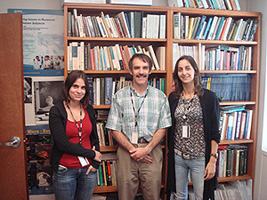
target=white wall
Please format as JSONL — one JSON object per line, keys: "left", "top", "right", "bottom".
{"left": 247, "top": 0, "right": 267, "bottom": 199}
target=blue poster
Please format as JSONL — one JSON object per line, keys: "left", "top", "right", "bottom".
{"left": 8, "top": 9, "right": 64, "bottom": 76}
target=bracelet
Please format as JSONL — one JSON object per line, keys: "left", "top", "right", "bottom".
{"left": 210, "top": 153, "right": 218, "bottom": 159}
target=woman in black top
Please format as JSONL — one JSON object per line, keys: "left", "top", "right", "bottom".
{"left": 167, "top": 55, "right": 220, "bottom": 200}
{"left": 49, "top": 70, "right": 102, "bottom": 200}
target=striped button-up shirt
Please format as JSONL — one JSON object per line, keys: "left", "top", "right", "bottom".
{"left": 106, "top": 84, "right": 172, "bottom": 143}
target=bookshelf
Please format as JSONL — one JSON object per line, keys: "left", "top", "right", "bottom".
{"left": 64, "top": 3, "right": 261, "bottom": 199}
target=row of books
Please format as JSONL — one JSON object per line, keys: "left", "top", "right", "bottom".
{"left": 202, "top": 45, "right": 252, "bottom": 71}
{"left": 219, "top": 106, "right": 253, "bottom": 141}
{"left": 217, "top": 144, "right": 248, "bottom": 178}
{"left": 169, "top": 0, "right": 241, "bottom": 10}
{"left": 202, "top": 74, "right": 251, "bottom": 101}
{"left": 68, "top": 9, "right": 166, "bottom": 39}
{"left": 97, "top": 159, "right": 117, "bottom": 186}
{"left": 214, "top": 180, "right": 252, "bottom": 200}
{"left": 67, "top": 42, "right": 165, "bottom": 71}
{"left": 173, "top": 13, "right": 258, "bottom": 41}
{"left": 97, "top": 121, "right": 115, "bottom": 146}
{"left": 172, "top": 43, "right": 199, "bottom": 68}
{"left": 87, "top": 76, "right": 165, "bottom": 106}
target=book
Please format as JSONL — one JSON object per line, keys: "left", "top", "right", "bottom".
{"left": 159, "top": 14, "right": 166, "bottom": 39}
{"left": 156, "top": 46, "right": 166, "bottom": 70}
{"left": 188, "top": 17, "right": 195, "bottom": 39}
{"left": 239, "top": 111, "right": 247, "bottom": 139}
{"left": 106, "top": 161, "right": 112, "bottom": 185}
{"left": 104, "top": 77, "right": 113, "bottom": 105}
{"left": 98, "top": 163, "right": 104, "bottom": 186}
{"left": 226, "top": 113, "right": 234, "bottom": 140}
{"left": 248, "top": 19, "right": 259, "bottom": 41}
{"left": 195, "top": 15, "right": 207, "bottom": 40}
{"left": 115, "top": 44, "right": 124, "bottom": 70}
{"left": 101, "top": 12, "right": 112, "bottom": 37}
{"left": 87, "top": 76, "right": 94, "bottom": 105}
{"left": 173, "top": 13, "right": 180, "bottom": 39}
{"left": 203, "top": 17, "right": 213, "bottom": 40}
{"left": 134, "top": 11, "right": 143, "bottom": 38}
{"left": 146, "top": 45, "right": 160, "bottom": 70}
{"left": 226, "top": 148, "right": 234, "bottom": 177}
{"left": 207, "top": 16, "right": 218, "bottom": 40}
{"left": 100, "top": 78, "right": 105, "bottom": 105}
{"left": 191, "top": 16, "right": 201, "bottom": 39}
{"left": 234, "top": 111, "right": 242, "bottom": 139}
{"left": 115, "top": 11, "right": 131, "bottom": 38}
{"left": 72, "top": 42, "right": 79, "bottom": 70}
{"left": 244, "top": 109, "right": 253, "bottom": 139}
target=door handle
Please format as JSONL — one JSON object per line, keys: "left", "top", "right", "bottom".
{"left": 0, "top": 136, "right": 21, "bottom": 148}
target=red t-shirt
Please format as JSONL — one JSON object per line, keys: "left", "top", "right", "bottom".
{"left": 60, "top": 110, "right": 93, "bottom": 168}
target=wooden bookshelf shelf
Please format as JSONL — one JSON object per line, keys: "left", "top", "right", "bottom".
{"left": 94, "top": 186, "right": 117, "bottom": 193}
{"left": 100, "top": 145, "right": 118, "bottom": 152}
{"left": 188, "top": 174, "right": 252, "bottom": 186}
{"left": 67, "top": 37, "right": 167, "bottom": 42}
{"left": 201, "top": 70, "right": 257, "bottom": 74}
{"left": 69, "top": 70, "right": 167, "bottom": 74}
{"left": 219, "top": 101, "right": 256, "bottom": 106}
{"left": 217, "top": 174, "right": 252, "bottom": 182}
{"left": 93, "top": 105, "right": 111, "bottom": 109}
{"left": 219, "top": 139, "right": 253, "bottom": 145}
{"left": 173, "top": 39, "right": 257, "bottom": 45}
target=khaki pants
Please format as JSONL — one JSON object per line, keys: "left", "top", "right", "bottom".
{"left": 116, "top": 143, "right": 163, "bottom": 200}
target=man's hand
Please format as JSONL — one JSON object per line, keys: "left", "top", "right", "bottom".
{"left": 129, "top": 147, "right": 153, "bottom": 163}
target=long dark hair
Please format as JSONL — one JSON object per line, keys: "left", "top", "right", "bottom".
{"left": 173, "top": 55, "right": 204, "bottom": 98}
{"left": 62, "top": 70, "right": 90, "bottom": 108}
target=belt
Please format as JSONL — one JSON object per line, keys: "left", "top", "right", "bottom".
{"left": 174, "top": 149, "right": 197, "bottom": 160}
{"left": 138, "top": 137, "right": 148, "bottom": 144}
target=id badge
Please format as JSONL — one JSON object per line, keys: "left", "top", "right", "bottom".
{"left": 182, "top": 125, "right": 190, "bottom": 138}
{"left": 131, "top": 131, "right": 138, "bottom": 144}
{"left": 78, "top": 156, "right": 89, "bottom": 167}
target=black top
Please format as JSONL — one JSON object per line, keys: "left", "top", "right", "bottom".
{"left": 167, "top": 89, "right": 220, "bottom": 200}
{"left": 49, "top": 101, "right": 100, "bottom": 171}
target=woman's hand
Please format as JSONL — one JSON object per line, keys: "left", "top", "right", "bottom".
{"left": 86, "top": 165, "right": 97, "bottom": 175}
{"left": 92, "top": 146, "right": 102, "bottom": 162}
{"left": 204, "top": 157, "right": 217, "bottom": 181}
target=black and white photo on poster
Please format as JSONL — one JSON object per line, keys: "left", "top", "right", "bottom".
{"left": 24, "top": 77, "right": 33, "bottom": 103}
{"left": 24, "top": 77, "right": 64, "bottom": 126}
{"left": 34, "top": 77, "right": 64, "bottom": 125}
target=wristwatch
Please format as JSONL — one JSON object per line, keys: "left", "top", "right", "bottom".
{"left": 210, "top": 153, "right": 218, "bottom": 159}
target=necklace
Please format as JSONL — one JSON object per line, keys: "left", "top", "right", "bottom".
{"left": 181, "top": 94, "right": 195, "bottom": 120}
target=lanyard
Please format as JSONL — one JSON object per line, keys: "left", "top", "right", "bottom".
{"left": 181, "top": 94, "right": 195, "bottom": 121}
{"left": 67, "top": 104, "right": 83, "bottom": 144}
{"left": 130, "top": 87, "right": 148, "bottom": 128}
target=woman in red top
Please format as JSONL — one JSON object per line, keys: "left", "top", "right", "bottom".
{"left": 49, "top": 70, "right": 102, "bottom": 200}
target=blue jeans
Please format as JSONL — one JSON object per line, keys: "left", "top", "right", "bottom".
{"left": 171, "top": 154, "right": 205, "bottom": 200}
{"left": 53, "top": 165, "right": 97, "bottom": 200}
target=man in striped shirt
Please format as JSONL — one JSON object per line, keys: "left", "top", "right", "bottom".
{"left": 106, "top": 53, "right": 171, "bottom": 200}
